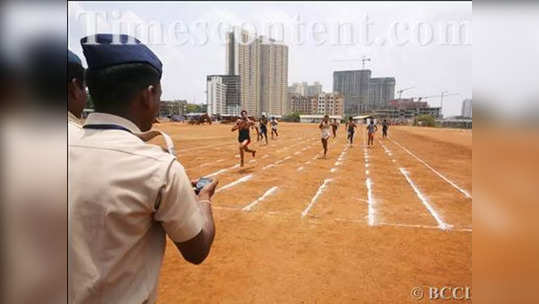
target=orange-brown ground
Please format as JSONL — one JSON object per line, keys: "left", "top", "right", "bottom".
{"left": 150, "top": 122, "right": 472, "bottom": 303}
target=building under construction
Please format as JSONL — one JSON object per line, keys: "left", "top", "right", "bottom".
{"left": 370, "top": 98, "right": 441, "bottom": 122}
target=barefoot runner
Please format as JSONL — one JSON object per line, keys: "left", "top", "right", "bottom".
{"left": 259, "top": 115, "right": 269, "bottom": 144}
{"left": 270, "top": 117, "right": 279, "bottom": 139}
{"left": 319, "top": 115, "right": 331, "bottom": 159}
{"left": 331, "top": 118, "right": 339, "bottom": 138}
{"left": 231, "top": 110, "right": 256, "bottom": 167}
{"left": 367, "top": 119, "right": 378, "bottom": 147}
{"left": 382, "top": 119, "right": 389, "bottom": 138}
{"left": 346, "top": 117, "right": 357, "bottom": 146}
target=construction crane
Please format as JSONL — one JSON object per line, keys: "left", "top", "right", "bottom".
{"left": 396, "top": 87, "right": 414, "bottom": 99}
{"left": 414, "top": 92, "right": 460, "bottom": 115}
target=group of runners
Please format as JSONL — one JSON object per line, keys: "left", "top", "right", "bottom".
{"left": 318, "top": 115, "right": 390, "bottom": 158}
{"left": 231, "top": 110, "right": 391, "bottom": 166}
{"left": 231, "top": 111, "right": 279, "bottom": 167}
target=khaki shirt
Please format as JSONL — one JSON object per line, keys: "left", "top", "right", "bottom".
{"left": 69, "top": 113, "right": 203, "bottom": 304}
{"left": 68, "top": 111, "right": 83, "bottom": 128}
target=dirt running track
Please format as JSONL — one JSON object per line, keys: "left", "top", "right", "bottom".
{"left": 149, "top": 122, "right": 472, "bottom": 303}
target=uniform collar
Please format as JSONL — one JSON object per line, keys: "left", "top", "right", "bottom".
{"left": 83, "top": 112, "right": 142, "bottom": 133}
{"left": 68, "top": 111, "right": 83, "bottom": 126}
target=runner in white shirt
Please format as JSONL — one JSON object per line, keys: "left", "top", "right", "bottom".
{"left": 319, "top": 114, "right": 331, "bottom": 159}
{"left": 270, "top": 117, "right": 279, "bottom": 139}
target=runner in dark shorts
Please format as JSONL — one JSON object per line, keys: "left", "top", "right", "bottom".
{"left": 346, "top": 117, "right": 357, "bottom": 146}
{"left": 382, "top": 119, "right": 389, "bottom": 138}
{"left": 331, "top": 119, "right": 339, "bottom": 139}
{"left": 259, "top": 115, "right": 269, "bottom": 144}
{"left": 232, "top": 110, "right": 256, "bottom": 167}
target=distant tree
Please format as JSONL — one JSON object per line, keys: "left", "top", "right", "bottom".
{"left": 185, "top": 104, "right": 202, "bottom": 113}
{"left": 282, "top": 112, "right": 300, "bottom": 122}
{"left": 413, "top": 114, "right": 436, "bottom": 127}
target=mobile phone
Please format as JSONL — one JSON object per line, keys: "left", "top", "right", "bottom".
{"left": 194, "top": 177, "right": 213, "bottom": 194}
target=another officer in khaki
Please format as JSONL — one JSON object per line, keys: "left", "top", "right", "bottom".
{"left": 68, "top": 34, "right": 217, "bottom": 304}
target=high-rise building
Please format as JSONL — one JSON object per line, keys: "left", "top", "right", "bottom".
{"left": 369, "top": 77, "right": 395, "bottom": 109}
{"left": 333, "top": 70, "right": 371, "bottom": 114}
{"left": 260, "top": 40, "right": 288, "bottom": 116}
{"left": 333, "top": 70, "right": 396, "bottom": 114}
{"left": 206, "top": 75, "right": 226, "bottom": 115}
{"left": 461, "top": 99, "right": 472, "bottom": 118}
{"left": 206, "top": 75, "right": 240, "bottom": 115}
{"left": 288, "top": 81, "right": 323, "bottom": 97}
{"left": 306, "top": 81, "right": 323, "bottom": 96}
{"left": 226, "top": 30, "right": 288, "bottom": 116}
{"left": 226, "top": 30, "right": 261, "bottom": 115}
{"left": 222, "top": 75, "right": 241, "bottom": 115}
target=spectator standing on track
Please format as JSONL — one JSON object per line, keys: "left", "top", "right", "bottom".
{"left": 232, "top": 110, "right": 257, "bottom": 166}
{"left": 382, "top": 119, "right": 389, "bottom": 138}
{"left": 319, "top": 114, "right": 331, "bottom": 159}
{"left": 69, "top": 34, "right": 218, "bottom": 304}
{"left": 367, "top": 119, "right": 378, "bottom": 147}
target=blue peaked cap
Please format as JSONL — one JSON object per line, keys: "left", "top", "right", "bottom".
{"left": 80, "top": 33, "right": 162, "bottom": 76}
{"left": 68, "top": 49, "right": 82, "bottom": 66}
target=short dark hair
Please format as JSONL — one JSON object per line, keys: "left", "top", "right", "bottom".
{"left": 85, "top": 63, "right": 160, "bottom": 113}
{"left": 68, "top": 62, "right": 85, "bottom": 86}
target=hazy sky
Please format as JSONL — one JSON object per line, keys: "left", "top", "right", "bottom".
{"left": 68, "top": 1, "right": 471, "bottom": 116}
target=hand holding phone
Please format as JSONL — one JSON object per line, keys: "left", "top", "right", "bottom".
{"left": 194, "top": 177, "right": 214, "bottom": 195}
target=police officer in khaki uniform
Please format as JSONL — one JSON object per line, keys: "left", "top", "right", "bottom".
{"left": 69, "top": 34, "right": 217, "bottom": 304}
{"left": 67, "top": 50, "right": 86, "bottom": 128}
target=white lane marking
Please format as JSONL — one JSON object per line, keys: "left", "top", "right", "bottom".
{"left": 301, "top": 178, "right": 333, "bottom": 217}
{"left": 399, "top": 168, "right": 450, "bottom": 230}
{"left": 216, "top": 159, "right": 225, "bottom": 163}
{"left": 212, "top": 205, "right": 241, "bottom": 211}
{"left": 330, "top": 168, "right": 337, "bottom": 173}
{"left": 297, "top": 166, "right": 304, "bottom": 172}
{"left": 242, "top": 186, "right": 279, "bottom": 211}
{"left": 178, "top": 142, "right": 232, "bottom": 153}
{"left": 378, "top": 222, "right": 471, "bottom": 232}
{"left": 216, "top": 174, "right": 253, "bottom": 193}
{"left": 305, "top": 161, "right": 311, "bottom": 165}
{"left": 262, "top": 164, "right": 275, "bottom": 170}
{"left": 249, "top": 159, "right": 256, "bottom": 163}
{"left": 262, "top": 154, "right": 269, "bottom": 159}
{"left": 205, "top": 164, "right": 240, "bottom": 177}
{"left": 355, "top": 198, "right": 370, "bottom": 204}
{"left": 366, "top": 178, "right": 376, "bottom": 226}
{"left": 390, "top": 137, "right": 471, "bottom": 199}
{"left": 284, "top": 156, "right": 292, "bottom": 160}
{"left": 294, "top": 151, "right": 301, "bottom": 155}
